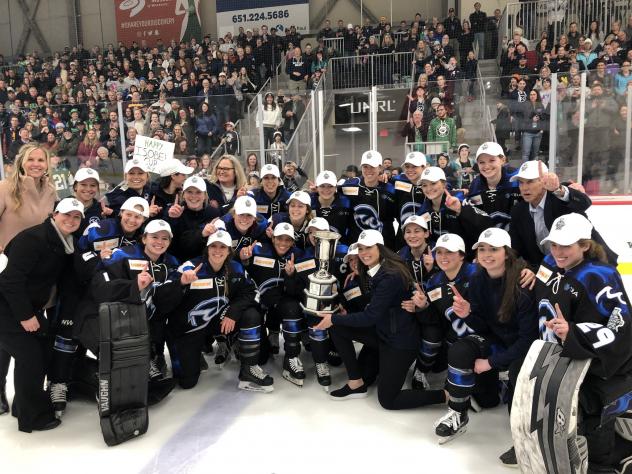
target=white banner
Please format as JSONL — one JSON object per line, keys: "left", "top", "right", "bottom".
{"left": 216, "top": 0, "right": 309, "bottom": 37}
{"left": 132, "top": 135, "right": 175, "bottom": 173}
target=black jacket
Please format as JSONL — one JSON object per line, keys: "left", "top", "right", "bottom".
{"left": 0, "top": 218, "right": 76, "bottom": 333}
{"left": 332, "top": 268, "right": 419, "bottom": 351}
{"left": 509, "top": 188, "right": 618, "bottom": 267}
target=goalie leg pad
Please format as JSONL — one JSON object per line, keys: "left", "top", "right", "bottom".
{"left": 98, "top": 302, "right": 150, "bottom": 446}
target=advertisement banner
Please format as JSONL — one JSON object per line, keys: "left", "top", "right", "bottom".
{"left": 115, "top": 0, "right": 202, "bottom": 45}
{"left": 133, "top": 135, "right": 175, "bottom": 173}
{"left": 334, "top": 89, "right": 408, "bottom": 125}
{"left": 216, "top": 0, "right": 309, "bottom": 37}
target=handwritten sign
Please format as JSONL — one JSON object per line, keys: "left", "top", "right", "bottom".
{"left": 132, "top": 135, "right": 175, "bottom": 173}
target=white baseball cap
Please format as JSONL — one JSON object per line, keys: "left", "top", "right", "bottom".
{"left": 288, "top": 190, "right": 311, "bottom": 206}
{"left": 402, "top": 214, "right": 428, "bottom": 230}
{"left": 403, "top": 151, "right": 427, "bottom": 167}
{"left": 120, "top": 196, "right": 150, "bottom": 218}
{"left": 55, "top": 197, "right": 85, "bottom": 217}
{"left": 124, "top": 158, "right": 149, "bottom": 173}
{"left": 261, "top": 163, "right": 280, "bottom": 178}
{"left": 343, "top": 242, "right": 359, "bottom": 263}
{"left": 420, "top": 166, "right": 446, "bottom": 182}
{"left": 432, "top": 233, "right": 466, "bottom": 253}
{"left": 183, "top": 175, "right": 206, "bottom": 192}
{"left": 158, "top": 158, "right": 193, "bottom": 177}
{"left": 273, "top": 222, "right": 295, "bottom": 239}
{"left": 476, "top": 142, "right": 505, "bottom": 159}
{"left": 540, "top": 213, "right": 593, "bottom": 246}
{"left": 472, "top": 227, "right": 512, "bottom": 250}
{"left": 307, "top": 217, "right": 330, "bottom": 231}
{"left": 316, "top": 170, "right": 337, "bottom": 187}
{"left": 144, "top": 219, "right": 173, "bottom": 237}
{"left": 234, "top": 196, "right": 257, "bottom": 216}
{"left": 207, "top": 229, "right": 233, "bottom": 247}
{"left": 74, "top": 167, "right": 100, "bottom": 183}
{"left": 510, "top": 160, "right": 547, "bottom": 182}
{"left": 361, "top": 150, "right": 383, "bottom": 167}
{"left": 357, "top": 229, "right": 384, "bottom": 247}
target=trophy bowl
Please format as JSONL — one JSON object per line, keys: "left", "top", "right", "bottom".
{"left": 300, "top": 230, "right": 341, "bottom": 316}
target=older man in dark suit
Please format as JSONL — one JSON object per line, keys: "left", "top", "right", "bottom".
{"left": 509, "top": 160, "right": 618, "bottom": 267}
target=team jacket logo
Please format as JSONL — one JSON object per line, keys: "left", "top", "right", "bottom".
{"left": 186, "top": 296, "right": 230, "bottom": 332}
{"left": 354, "top": 204, "right": 382, "bottom": 231}
{"left": 596, "top": 286, "right": 626, "bottom": 305}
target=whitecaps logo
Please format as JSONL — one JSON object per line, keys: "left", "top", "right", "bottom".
{"left": 119, "top": 0, "right": 145, "bottom": 18}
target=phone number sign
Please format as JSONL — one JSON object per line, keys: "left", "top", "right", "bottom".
{"left": 216, "top": 0, "right": 309, "bottom": 37}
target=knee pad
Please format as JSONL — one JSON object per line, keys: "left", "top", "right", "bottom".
{"left": 98, "top": 302, "right": 150, "bottom": 446}
{"left": 511, "top": 340, "right": 591, "bottom": 474}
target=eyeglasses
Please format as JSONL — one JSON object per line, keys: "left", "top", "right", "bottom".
{"left": 217, "top": 167, "right": 234, "bottom": 172}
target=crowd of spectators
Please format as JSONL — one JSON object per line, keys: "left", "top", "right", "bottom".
{"left": 496, "top": 14, "right": 632, "bottom": 192}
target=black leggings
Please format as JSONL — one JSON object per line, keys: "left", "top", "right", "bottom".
{"left": 330, "top": 325, "right": 445, "bottom": 410}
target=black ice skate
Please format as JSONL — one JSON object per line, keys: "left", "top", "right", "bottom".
{"left": 214, "top": 341, "right": 231, "bottom": 369}
{"left": 315, "top": 362, "right": 331, "bottom": 391}
{"left": 268, "top": 331, "right": 280, "bottom": 355}
{"left": 411, "top": 366, "right": 430, "bottom": 390}
{"left": 434, "top": 408, "right": 469, "bottom": 444}
{"left": 238, "top": 365, "right": 274, "bottom": 393}
{"left": 49, "top": 382, "right": 68, "bottom": 419}
{"left": 282, "top": 356, "right": 305, "bottom": 386}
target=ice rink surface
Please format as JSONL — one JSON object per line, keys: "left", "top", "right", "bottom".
{"left": 2, "top": 201, "right": 631, "bottom": 474}
{"left": 0, "top": 354, "right": 513, "bottom": 474}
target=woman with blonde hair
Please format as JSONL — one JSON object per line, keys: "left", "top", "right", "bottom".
{"left": 0, "top": 143, "right": 57, "bottom": 415}
{"left": 77, "top": 128, "right": 101, "bottom": 169}
{"left": 206, "top": 154, "right": 248, "bottom": 214}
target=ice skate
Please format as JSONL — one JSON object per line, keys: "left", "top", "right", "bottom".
{"left": 49, "top": 382, "right": 68, "bottom": 419}
{"left": 434, "top": 408, "right": 468, "bottom": 444}
{"left": 327, "top": 350, "right": 342, "bottom": 367}
{"left": 315, "top": 362, "right": 331, "bottom": 392}
{"left": 214, "top": 341, "right": 231, "bottom": 369}
{"left": 268, "top": 331, "right": 280, "bottom": 355}
{"left": 149, "top": 357, "right": 163, "bottom": 381}
{"left": 282, "top": 356, "right": 305, "bottom": 386}
{"left": 238, "top": 365, "right": 274, "bottom": 393}
{"left": 0, "top": 385, "right": 8, "bottom": 415}
{"left": 411, "top": 367, "right": 430, "bottom": 390}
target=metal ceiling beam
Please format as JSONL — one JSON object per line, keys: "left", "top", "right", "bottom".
{"left": 16, "top": 0, "right": 51, "bottom": 55}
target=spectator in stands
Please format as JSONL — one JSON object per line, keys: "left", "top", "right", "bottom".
{"left": 77, "top": 128, "right": 101, "bottom": 169}
{"left": 281, "top": 93, "right": 305, "bottom": 143}
{"left": 256, "top": 92, "right": 283, "bottom": 149}
{"left": 286, "top": 47, "right": 309, "bottom": 94}
{"left": 401, "top": 110, "right": 427, "bottom": 148}
{"left": 517, "top": 89, "right": 546, "bottom": 161}
{"left": 588, "top": 20, "right": 606, "bottom": 51}
{"left": 195, "top": 101, "right": 219, "bottom": 155}
{"left": 469, "top": 2, "right": 487, "bottom": 59}
{"left": 567, "top": 22, "right": 581, "bottom": 50}
{"left": 584, "top": 82, "right": 618, "bottom": 168}
{"left": 282, "top": 161, "right": 307, "bottom": 192}
{"left": 464, "top": 50, "right": 478, "bottom": 101}
{"left": 615, "top": 60, "right": 632, "bottom": 99}
{"left": 577, "top": 39, "right": 598, "bottom": 69}
{"left": 8, "top": 128, "right": 32, "bottom": 163}
{"left": 444, "top": 8, "right": 462, "bottom": 61}
{"left": 408, "top": 86, "right": 429, "bottom": 115}
{"left": 427, "top": 103, "right": 457, "bottom": 150}
{"left": 458, "top": 20, "right": 475, "bottom": 68}
{"left": 245, "top": 152, "right": 260, "bottom": 175}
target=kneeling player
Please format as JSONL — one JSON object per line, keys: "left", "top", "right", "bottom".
{"left": 169, "top": 230, "right": 273, "bottom": 392}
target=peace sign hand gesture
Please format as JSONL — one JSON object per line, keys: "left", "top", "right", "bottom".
{"left": 284, "top": 253, "right": 296, "bottom": 276}
{"left": 450, "top": 284, "right": 470, "bottom": 318}
{"left": 544, "top": 303, "right": 569, "bottom": 342}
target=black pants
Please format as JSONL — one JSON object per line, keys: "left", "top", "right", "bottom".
{"left": 331, "top": 325, "right": 445, "bottom": 410}
{"left": 266, "top": 297, "right": 306, "bottom": 359}
{"left": 446, "top": 334, "right": 522, "bottom": 414}
{"left": 0, "top": 349, "right": 10, "bottom": 389}
{"left": 580, "top": 373, "right": 632, "bottom": 468}
{"left": 0, "top": 332, "right": 55, "bottom": 432}
{"left": 169, "top": 307, "right": 263, "bottom": 389}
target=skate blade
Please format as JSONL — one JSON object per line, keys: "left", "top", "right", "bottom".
{"left": 238, "top": 381, "right": 274, "bottom": 393}
{"left": 54, "top": 410, "right": 65, "bottom": 419}
{"left": 282, "top": 371, "right": 304, "bottom": 387}
{"left": 437, "top": 427, "right": 467, "bottom": 445}
{"left": 321, "top": 385, "right": 329, "bottom": 393}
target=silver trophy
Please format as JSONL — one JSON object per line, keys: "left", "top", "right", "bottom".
{"left": 301, "top": 230, "right": 341, "bottom": 315}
